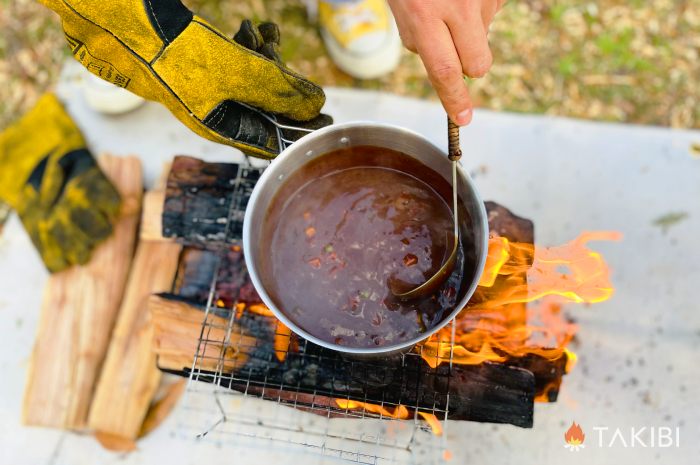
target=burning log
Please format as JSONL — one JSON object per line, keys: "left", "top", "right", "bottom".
{"left": 155, "top": 156, "right": 576, "bottom": 428}
{"left": 150, "top": 294, "right": 255, "bottom": 372}
{"left": 150, "top": 293, "right": 536, "bottom": 427}
{"left": 22, "top": 155, "right": 143, "bottom": 430}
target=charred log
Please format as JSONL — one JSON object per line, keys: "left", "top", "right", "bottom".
{"left": 152, "top": 294, "right": 535, "bottom": 427}
{"left": 162, "top": 156, "right": 263, "bottom": 245}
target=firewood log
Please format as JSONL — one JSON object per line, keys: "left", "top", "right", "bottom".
{"left": 22, "top": 155, "right": 142, "bottom": 430}
{"left": 88, "top": 164, "right": 182, "bottom": 441}
{"left": 149, "top": 295, "right": 255, "bottom": 373}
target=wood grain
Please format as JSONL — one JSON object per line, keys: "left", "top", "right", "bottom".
{"left": 22, "top": 154, "right": 143, "bottom": 430}
{"left": 87, "top": 164, "right": 181, "bottom": 439}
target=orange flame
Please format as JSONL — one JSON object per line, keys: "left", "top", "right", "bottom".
{"left": 419, "top": 231, "right": 621, "bottom": 370}
{"left": 231, "top": 302, "right": 295, "bottom": 362}
{"left": 334, "top": 399, "right": 443, "bottom": 435}
{"left": 417, "top": 412, "right": 443, "bottom": 436}
{"left": 564, "top": 422, "right": 585, "bottom": 445}
{"left": 335, "top": 399, "right": 409, "bottom": 419}
{"left": 479, "top": 231, "right": 622, "bottom": 306}
{"left": 247, "top": 231, "right": 619, "bottom": 437}
{"left": 274, "top": 323, "right": 293, "bottom": 362}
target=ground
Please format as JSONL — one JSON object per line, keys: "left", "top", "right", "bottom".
{"left": 0, "top": 0, "right": 698, "bottom": 131}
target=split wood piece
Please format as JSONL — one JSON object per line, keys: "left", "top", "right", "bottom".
{"left": 173, "top": 246, "right": 262, "bottom": 308}
{"left": 484, "top": 201, "right": 534, "bottom": 245}
{"left": 150, "top": 294, "right": 256, "bottom": 373}
{"left": 22, "top": 155, "right": 143, "bottom": 430}
{"left": 93, "top": 377, "right": 187, "bottom": 452}
{"left": 150, "top": 295, "right": 535, "bottom": 428}
{"left": 87, "top": 240, "right": 181, "bottom": 439}
{"left": 88, "top": 163, "right": 182, "bottom": 442}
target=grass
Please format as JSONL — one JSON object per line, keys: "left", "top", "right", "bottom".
{"left": 0, "top": 0, "right": 698, "bottom": 129}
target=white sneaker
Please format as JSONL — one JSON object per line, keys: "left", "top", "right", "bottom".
{"left": 316, "top": 0, "right": 401, "bottom": 79}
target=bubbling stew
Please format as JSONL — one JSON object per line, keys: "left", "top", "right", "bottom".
{"left": 261, "top": 146, "right": 476, "bottom": 349}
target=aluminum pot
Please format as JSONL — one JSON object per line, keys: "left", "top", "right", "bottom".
{"left": 243, "top": 121, "right": 489, "bottom": 357}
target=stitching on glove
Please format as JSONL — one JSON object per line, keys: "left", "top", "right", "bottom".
{"left": 59, "top": 0, "right": 193, "bottom": 113}
{"left": 145, "top": 0, "right": 168, "bottom": 43}
{"left": 204, "top": 104, "right": 224, "bottom": 128}
{"left": 143, "top": 0, "right": 193, "bottom": 44}
{"left": 210, "top": 105, "right": 228, "bottom": 131}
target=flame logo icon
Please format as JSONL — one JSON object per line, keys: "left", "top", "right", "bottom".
{"left": 564, "top": 422, "right": 585, "bottom": 451}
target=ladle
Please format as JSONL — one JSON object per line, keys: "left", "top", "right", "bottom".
{"left": 390, "top": 117, "right": 462, "bottom": 301}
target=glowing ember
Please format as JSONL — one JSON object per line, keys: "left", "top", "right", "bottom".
{"left": 246, "top": 304, "right": 275, "bottom": 317}
{"left": 274, "top": 323, "right": 293, "bottom": 362}
{"left": 234, "top": 302, "right": 246, "bottom": 320}
{"left": 335, "top": 399, "right": 409, "bottom": 419}
{"left": 334, "top": 399, "right": 443, "bottom": 435}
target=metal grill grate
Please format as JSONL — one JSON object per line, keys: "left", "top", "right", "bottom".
{"left": 173, "top": 158, "right": 454, "bottom": 464}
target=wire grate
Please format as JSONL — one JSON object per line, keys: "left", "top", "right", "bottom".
{"left": 171, "top": 156, "right": 454, "bottom": 464}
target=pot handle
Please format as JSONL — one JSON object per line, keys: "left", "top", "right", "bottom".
{"left": 258, "top": 111, "right": 317, "bottom": 156}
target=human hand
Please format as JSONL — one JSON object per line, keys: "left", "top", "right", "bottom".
{"left": 38, "top": 0, "right": 330, "bottom": 158}
{"left": 387, "top": 0, "right": 505, "bottom": 125}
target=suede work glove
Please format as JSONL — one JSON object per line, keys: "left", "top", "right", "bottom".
{"left": 0, "top": 93, "right": 121, "bottom": 272}
{"left": 39, "top": 0, "right": 331, "bottom": 159}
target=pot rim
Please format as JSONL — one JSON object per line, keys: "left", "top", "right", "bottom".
{"left": 243, "top": 121, "right": 489, "bottom": 355}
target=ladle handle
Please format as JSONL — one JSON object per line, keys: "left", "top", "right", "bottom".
{"left": 447, "top": 117, "right": 462, "bottom": 161}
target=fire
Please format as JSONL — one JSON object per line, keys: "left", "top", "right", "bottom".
{"left": 564, "top": 421, "right": 585, "bottom": 445}
{"left": 419, "top": 231, "right": 621, "bottom": 371}
{"left": 417, "top": 412, "right": 443, "bottom": 435}
{"left": 235, "top": 230, "right": 619, "bottom": 436}
{"left": 273, "top": 323, "right": 293, "bottom": 362}
{"left": 334, "top": 399, "right": 443, "bottom": 435}
{"left": 335, "top": 399, "right": 409, "bottom": 419}
{"left": 478, "top": 231, "right": 622, "bottom": 306}
{"left": 230, "top": 301, "right": 293, "bottom": 362}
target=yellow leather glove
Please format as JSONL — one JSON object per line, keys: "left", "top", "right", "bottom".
{"left": 0, "top": 93, "right": 121, "bottom": 272}
{"left": 39, "top": 0, "right": 330, "bottom": 158}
